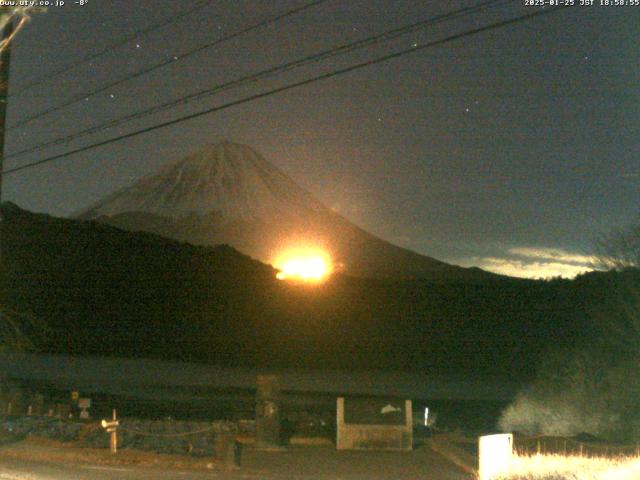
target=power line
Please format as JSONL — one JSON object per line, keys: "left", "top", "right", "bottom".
{"left": 6, "top": 0, "right": 509, "bottom": 160}
{"left": 7, "top": 0, "right": 331, "bottom": 129}
{"left": 1, "top": 5, "right": 568, "bottom": 178}
{"left": 10, "top": 0, "right": 216, "bottom": 97}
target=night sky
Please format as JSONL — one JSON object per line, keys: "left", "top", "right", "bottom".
{"left": 2, "top": 0, "right": 638, "bottom": 278}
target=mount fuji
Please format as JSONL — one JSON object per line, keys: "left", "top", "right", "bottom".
{"left": 76, "top": 141, "right": 491, "bottom": 280}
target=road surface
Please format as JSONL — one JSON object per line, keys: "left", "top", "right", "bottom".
{"left": 0, "top": 444, "right": 471, "bottom": 479}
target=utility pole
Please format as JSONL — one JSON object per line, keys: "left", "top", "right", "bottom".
{"left": 0, "top": 11, "right": 14, "bottom": 204}
{"left": 0, "top": 11, "right": 13, "bottom": 325}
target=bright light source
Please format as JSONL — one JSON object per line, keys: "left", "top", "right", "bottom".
{"left": 274, "top": 248, "right": 332, "bottom": 282}
{"left": 479, "top": 433, "right": 513, "bottom": 480}
{"left": 424, "top": 407, "right": 429, "bottom": 427}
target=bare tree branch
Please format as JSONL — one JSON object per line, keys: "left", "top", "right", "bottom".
{"left": 593, "top": 222, "right": 640, "bottom": 271}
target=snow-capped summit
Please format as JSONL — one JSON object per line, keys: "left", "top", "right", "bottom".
{"left": 77, "top": 141, "right": 493, "bottom": 281}
{"left": 77, "top": 141, "right": 327, "bottom": 222}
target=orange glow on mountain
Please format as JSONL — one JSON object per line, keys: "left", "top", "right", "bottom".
{"left": 274, "top": 248, "right": 333, "bottom": 282}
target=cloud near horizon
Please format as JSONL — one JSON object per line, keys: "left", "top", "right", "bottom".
{"left": 462, "top": 247, "right": 596, "bottom": 279}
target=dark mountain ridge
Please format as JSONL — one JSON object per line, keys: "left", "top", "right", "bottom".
{"left": 1, "top": 203, "right": 618, "bottom": 381}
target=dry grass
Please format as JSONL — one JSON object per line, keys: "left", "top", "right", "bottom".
{"left": 497, "top": 452, "right": 640, "bottom": 480}
{"left": 0, "top": 437, "right": 223, "bottom": 471}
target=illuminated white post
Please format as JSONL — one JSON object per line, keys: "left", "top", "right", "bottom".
{"left": 101, "top": 409, "right": 119, "bottom": 454}
{"left": 478, "top": 433, "right": 513, "bottom": 480}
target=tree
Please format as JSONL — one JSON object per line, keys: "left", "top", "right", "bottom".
{"left": 594, "top": 221, "right": 640, "bottom": 270}
{"left": 498, "top": 267, "right": 640, "bottom": 442}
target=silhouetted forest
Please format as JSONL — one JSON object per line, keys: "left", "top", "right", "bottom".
{"left": 2, "top": 203, "right": 635, "bottom": 381}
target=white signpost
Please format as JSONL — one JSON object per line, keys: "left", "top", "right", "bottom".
{"left": 78, "top": 398, "right": 91, "bottom": 419}
{"left": 478, "top": 433, "right": 513, "bottom": 480}
{"left": 101, "top": 409, "right": 120, "bottom": 454}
